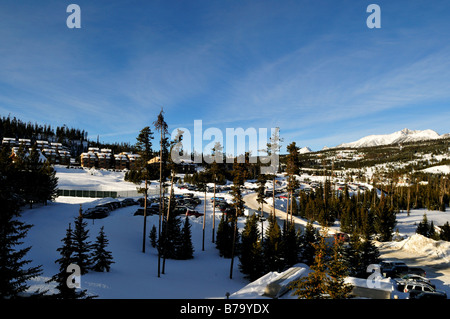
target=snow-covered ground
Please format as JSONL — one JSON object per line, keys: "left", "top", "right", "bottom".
{"left": 17, "top": 167, "right": 450, "bottom": 299}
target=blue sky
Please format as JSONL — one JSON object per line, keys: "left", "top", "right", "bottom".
{"left": 1, "top": 0, "right": 450, "bottom": 153}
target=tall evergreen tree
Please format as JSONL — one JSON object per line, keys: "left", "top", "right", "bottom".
{"left": 72, "top": 216, "right": 92, "bottom": 275}
{"left": 135, "top": 126, "right": 154, "bottom": 163}
{"left": 263, "top": 215, "right": 284, "bottom": 272}
{"left": 91, "top": 226, "right": 114, "bottom": 272}
{"left": 159, "top": 213, "right": 183, "bottom": 260}
{"left": 416, "top": 213, "right": 430, "bottom": 237}
{"left": 149, "top": 225, "right": 157, "bottom": 248}
{"left": 154, "top": 108, "right": 169, "bottom": 278}
{"left": 291, "top": 234, "right": 329, "bottom": 299}
{"left": 239, "top": 214, "right": 263, "bottom": 281}
{"left": 0, "top": 147, "right": 43, "bottom": 298}
{"left": 216, "top": 215, "right": 230, "bottom": 257}
{"left": 178, "top": 216, "right": 194, "bottom": 260}
{"left": 440, "top": 222, "right": 450, "bottom": 241}
{"left": 215, "top": 215, "right": 239, "bottom": 258}
{"left": 299, "top": 221, "right": 317, "bottom": 266}
{"left": 48, "top": 224, "right": 90, "bottom": 299}
{"left": 285, "top": 142, "right": 300, "bottom": 224}
{"left": 327, "top": 237, "right": 353, "bottom": 299}
{"left": 374, "top": 193, "right": 396, "bottom": 241}
{"left": 282, "top": 222, "right": 300, "bottom": 268}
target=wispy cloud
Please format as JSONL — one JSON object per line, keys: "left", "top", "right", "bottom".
{"left": 1, "top": 1, "right": 449, "bottom": 150}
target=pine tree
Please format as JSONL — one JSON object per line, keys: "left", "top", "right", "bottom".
{"left": 159, "top": 213, "right": 183, "bottom": 260}
{"left": 256, "top": 174, "right": 267, "bottom": 214}
{"left": 0, "top": 214, "right": 43, "bottom": 298}
{"left": 91, "top": 227, "right": 114, "bottom": 272}
{"left": 327, "top": 237, "right": 353, "bottom": 299}
{"left": 0, "top": 147, "right": 43, "bottom": 298}
{"left": 216, "top": 215, "right": 230, "bottom": 257}
{"left": 178, "top": 216, "right": 194, "bottom": 260}
{"left": 72, "top": 216, "right": 92, "bottom": 275}
{"left": 239, "top": 214, "right": 264, "bottom": 281}
{"left": 291, "top": 234, "right": 329, "bottom": 299}
{"left": 135, "top": 126, "right": 154, "bottom": 163}
{"left": 416, "top": 213, "right": 430, "bottom": 237}
{"left": 374, "top": 193, "right": 396, "bottom": 241}
{"left": 299, "top": 221, "right": 317, "bottom": 266}
{"left": 215, "top": 214, "right": 239, "bottom": 258}
{"left": 359, "top": 238, "right": 381, "bottom": 276}
{"left": 285, "top": 142, "right": 300, "bottom": 225}
{"left": 263, "top": 215, "right": 284, "bottom": 272}
{"left": 344, "top": 232, "right": 364, "bottom": 278}
{"left": 149, "top": 225, "right": 157, "bottom": 248}
{"left": 38, "top": 160, "right": 58, "bottom": 205}
{"left": 344, "top": 232, "right": 380, "bottom": 278}
{"left": 440, "top": 222, "right": 450, "bottom": 241}
{"left": 48, "top": 224, "right": 90, "bottom": 299}
{"left": 282, "top": 221, "right": 300, "bottom": 268}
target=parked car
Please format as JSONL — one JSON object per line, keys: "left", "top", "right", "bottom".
{"left": 413, "top": 291, "right": 447, "bottom": 299}
{"left": 83, "top": 207, "right": 109, "bottom": 219}
{"left": 403, "top": 282, "right": 447, "bottom": 299}
{"left": 121, "top": 198, "right": 138, "bottom": 206}
{"left": 133, "top": 207, "right": 158, "bottom": 216}
{"left": 399, "top": 274, "right": 435, "bottom": 289}
{"left": 384, "top": 265, "right": 426, "bottom": 278}
{"left": 173, "top": 206, "right": 189, "bottom": 215}
{"left": 216, "top": 202, "right": 229, "bottom": 212}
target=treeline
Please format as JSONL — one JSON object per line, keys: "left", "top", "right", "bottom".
{"left": 0, "top": 115, "right": 138, "bottom": 158}
{"left": 292, "top": 176, "right": 449, "bottom": 241}
{"left": 0, "top": 115, "right": 88, "bottom": 142}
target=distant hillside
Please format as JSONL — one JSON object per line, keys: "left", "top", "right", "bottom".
{"left": 298, "top": 134, "right": 450, "bottom": 176}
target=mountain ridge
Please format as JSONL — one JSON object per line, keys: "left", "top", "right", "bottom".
{"left": 334, "top": 128, "right": 448, "bottom": 149}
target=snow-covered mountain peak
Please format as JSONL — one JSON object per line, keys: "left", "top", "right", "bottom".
{"left": 335, "top": 128, "right": 444, "bottom": 149}
{"left": 298, "top": 146, "right": 312, "bottom": 154}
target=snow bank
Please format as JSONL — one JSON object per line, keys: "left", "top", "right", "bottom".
{"left": 389, "top": 234, "right": 450, "bottom": 263}
{"left": 421, "top": 165, "right": 450, "bottom": 174}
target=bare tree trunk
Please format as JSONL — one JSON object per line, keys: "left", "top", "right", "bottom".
{"left": 272, "top": 176, "right": 276, "bottom": 219}
{"left": 212, "top": 181, "right": 216, "bottom": 243}
{"left": 142, "top": 179, "right": 148, "bottom": 253}
{"left": 158, "top": 136, "right": 163, "bottom": 278}
{"left": 229, "top": 205, "right": 238, "bottom": 279}
{"left": 285, "top": 191, "right": 290, "bottom": 228}
{"left": 407, "top": 186, "right": 411, "bottom": 216}
{"left": 202, "top": 187, "right": 206, "bottom": 251}
{"left": 162, "top": 173, "right": 174, "bottom": 274}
